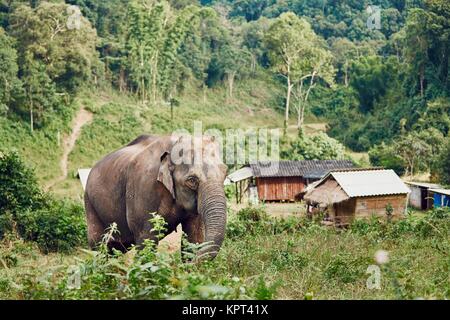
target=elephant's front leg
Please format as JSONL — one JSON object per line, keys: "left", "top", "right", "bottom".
{"left": 181, "top": 214, "right": 205, "bottom": 261}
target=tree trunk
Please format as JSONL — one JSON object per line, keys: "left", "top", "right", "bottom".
{"left": 284, "top": 71, "right": 292, "bottom": 133}
{"left": 203, "top": 84, "right": 207, "bottom": 105}
{"left": 296, "top": 101, "right": 304, "bottom": 129}
{"left": 29, "top": 98, "right": 34, "bottom": 133}
{"left": 227, "top": 71, "right": 236, "bottom": 99}
{"left": 152, "top": 51, "right": 159, "bottom": 104}
{"left": 140, "top": 46, "right": 146, "bottom": 103}
{"left": 295, "top": 80, "right": 304, "bottom": 129}
{"left": 297, "top": 72, "right": 316, "bottom": 131}
{"left": 419, "top": 65, "right": 425, "bottom": 97}
{"left": 119, "top": 67, "right": 126, "bottom": 93}
{"left": 344, "top": 60, "right": 349, "bottom": 87}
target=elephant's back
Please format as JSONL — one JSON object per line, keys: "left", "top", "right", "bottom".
{"left": 85, "top": 135, "right": 160, "bottom": 228}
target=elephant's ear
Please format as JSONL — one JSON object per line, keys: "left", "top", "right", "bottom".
{"left": 157, "top": 152, "right": 175, "bottom": 199}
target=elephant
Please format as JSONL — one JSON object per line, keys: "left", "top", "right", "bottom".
{"left": 84, "top": 134, "right": 228, "bottom": 260}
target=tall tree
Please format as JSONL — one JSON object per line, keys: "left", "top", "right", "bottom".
{"left": 292, "top": 45, "right": 335, "bottom": 130}
{"left": 9, "top": 1, "right": 100, "bottom": 92}
{"left": 0, "top": 27, "right": 21, "bottom": 116}
{"left": 21, "top": 52, "right": 60, "bottom": 132}
{"left": 264, "top": 13, "right": 317, "bottom": 131}
{"left": 126, "top": 0, "right": 167, "bottom": 102}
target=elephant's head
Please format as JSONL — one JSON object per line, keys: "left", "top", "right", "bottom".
{"left": 158, "top": 135, "right": 227, "bottom": 260}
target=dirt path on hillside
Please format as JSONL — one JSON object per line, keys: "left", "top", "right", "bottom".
{"left": 45, "top": 108, "right": 93, "bottom": 191}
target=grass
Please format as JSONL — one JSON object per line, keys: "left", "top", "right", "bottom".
{"left": 0, "top": 104, "right": 78, "bottom": 184}
{"left": 0, "top": 206, "right": 448, "bottom": 300}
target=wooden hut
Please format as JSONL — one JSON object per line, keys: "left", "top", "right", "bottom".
{"left": 404, "top": 181, "right": 441, "bottom": 210}
{"left": 304, "top": 168, "right": 410, "bottom": 226}
{"left": 226, "top": 160, "right": 354, "bottom": 203}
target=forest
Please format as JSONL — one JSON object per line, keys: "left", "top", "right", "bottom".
{"left": 1, "top": 0, "right": 449, "bottom": 181}
{"left": 0, "top": 0, "right": 449, "bottom": 300}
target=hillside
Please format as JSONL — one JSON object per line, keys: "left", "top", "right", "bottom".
{"left": 1, "top": 73, "right": 288, "bottom": 197}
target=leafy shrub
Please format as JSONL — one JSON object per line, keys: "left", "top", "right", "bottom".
{"left": 227, "top": 206, "right": 307, "bottom": 238}
{"left": 17, "top": 199, "right": 87, "bottom": 253}
{"left": 226, "top": 206, "right": 269, "bottom": 238}
{"left": 0, "top": 150, "right": 86, "bottom": 252}
{"left": 0, "top": 151, "right": 44, "bottom": 214}
{"left": 350, "top": 208, "right": 450, "bottom": 241}
{"left": 437, "top": 138, "right": 450, "bottom": 185}
{"left": 324, "top": 253, "right": 369, "bottom": 284}
{"left": 281, "top": 132, "right": 347, "bottom": 161}
{"left": 369, "top": 142, "right": 406, "bottom": 175}
{"left": 22, "top": 216, "right": 275, "bottom": 300}
{"left": 415, "top": 207, "right": 450, "bottom": 238}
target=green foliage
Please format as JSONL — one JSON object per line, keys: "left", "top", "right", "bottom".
{"left": 17, "top": 199, "right": 86, "bottom": 253}
{"left": 226, "top": 206, "right": 308, "bottom": 239}
{"left": 369, "top": 142, "right": 406, "bottom": 175}
{"left": 0, "top": 150, "right": 86, "bottom": 252}
{"left": 437, "top": 138, "right": 450, "bottom": 185}
{"left": 281, "top": 132, "right": 347, "bottom": 161}
{"left": 9, "top": 2, "right": 100, "bottom": 92}
{"left": 0, "top": 1, "right": 101, "bottom": 129}
{"left": 19, "top": 214, "right": 273, "bottom": 300}
{"left": 0, "top": 150, "right": 43, "bottom": 214}
{"left": 350, "top": 56, "right": 399, "bottom": 113}
{"left": 1, "top": 204, "right": 449, "bottom": 299}
{"left": 350, "top": 207, "right": 450, "bottom": 242}
{"left": 324, "top": 252, "right": 369, "bottom": 284}
{"left": 0, "top": 27, "right": 22, "bottom": 116}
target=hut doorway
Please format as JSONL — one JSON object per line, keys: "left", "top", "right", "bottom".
{"left": 421, "top": 188, "right": 428, "bottom": 210}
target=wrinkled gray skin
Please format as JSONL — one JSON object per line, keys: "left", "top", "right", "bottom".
{"left": 84, "top": 134, "right": 227, "bottom": 260}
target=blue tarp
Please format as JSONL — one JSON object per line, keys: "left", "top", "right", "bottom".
{"left": 434, "top": 193, "right": 450, "bottom": 208}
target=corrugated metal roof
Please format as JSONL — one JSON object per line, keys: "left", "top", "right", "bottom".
{"left": 327, "top": 169, "right": 410, "bottom": 197}
{"left": 430, "top": 188, "right": 450, "bottom": 196}
{"left": 249, "top": 160, "right": 354, "bottom": 178}
{"left": 227, "top": 167, "right": 254, "bottom": 183}
{"left": 404, "top": 181, "right": 442, "bottom": 189}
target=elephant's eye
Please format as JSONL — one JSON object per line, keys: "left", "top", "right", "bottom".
{"left": 186, "top": 176, "right": 199, "bottom": 190}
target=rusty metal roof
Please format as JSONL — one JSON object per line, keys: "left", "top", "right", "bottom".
{"left": 249, "top": 160, "right": 354, "bottom": 178}
{"left": 321, "top": 169, "right": 410, "bottom": 197}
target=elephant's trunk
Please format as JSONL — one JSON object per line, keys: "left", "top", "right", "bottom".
{"left": 196, "top": 182, "right": 227, "bottom": 261}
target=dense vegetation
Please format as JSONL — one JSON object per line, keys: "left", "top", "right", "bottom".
{"left": 1, "top": 202, "right": 448, "bottom": 299}
{"left": 0, "top": 151, "right": 86, "bottom": 252}
{"left": 0, "top": 0, "right": 448, "bottom": 181}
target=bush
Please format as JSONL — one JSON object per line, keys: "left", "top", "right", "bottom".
{"left": 227, "top": 206, "right": 314, "bottom": 240}
{"left": 0, "top": 150, "right": 86, "bottom": 252}
{"left": 0, "top": 151, "right": 44, "bottom": 214}
{"left": 369, "top": 142, "right": 406, "bottom": 176}
{"left": 17, "top": 199, "right": 87, "bottom": 253}
{"left": 324, "top": 253, "right": 369, "bottom": 284}
{"left": 350, "top": 208, "right": 450, "bottom": 241}
{"left": 22, "top": 217, "right": 275, "bottom": 300}
{"left": 437, "top": 138, "right": 450, "bottom": 186}
{"left": 281, "top": 132, "right": 347, "bottom": 161}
